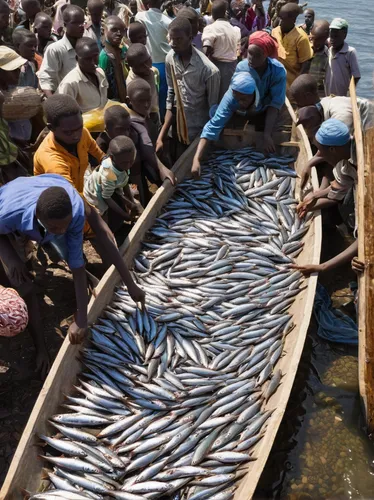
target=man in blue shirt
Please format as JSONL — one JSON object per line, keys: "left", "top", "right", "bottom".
{"left": 0, "top": 174, "right": 145, "bottom": 377}
{"left": 191, "top": 31, "right": 286, "bottom": 177}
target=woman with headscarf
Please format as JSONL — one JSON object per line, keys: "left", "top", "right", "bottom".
{"left": 191, "top": 72, "right": 259, "bottom": 178}
{"left": 234, "top": 30, "right": 286, "bottom": 154}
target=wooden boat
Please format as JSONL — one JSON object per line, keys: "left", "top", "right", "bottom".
{"left": 0, "top": 101, "right": 321, "bottom": 500}
{"left": 353, "top": 79, "right": 374, "bottom": 433}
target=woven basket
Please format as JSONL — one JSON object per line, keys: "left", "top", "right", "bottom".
{"left": 2, "top": 86, "right": 43, "bottom": 121}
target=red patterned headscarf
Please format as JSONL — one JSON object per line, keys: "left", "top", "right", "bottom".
{"left": 249, "top": 31, "right": 279, "bottom": 59}
{"left": 0, "top": 286, "right": 28, "bottom": 337}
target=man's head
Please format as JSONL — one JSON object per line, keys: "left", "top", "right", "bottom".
{"left": 231, "top": 72, "right": 257, "bottom": 110}
{"left": 168, "top": 17, "right": 192, "bottom": 55}
{"left": 12, "top": 29, "right": 37, "bottom": 61}
{"left": 304, "top": 8, "right": 314, "bottom": 28}
{"left": 44, "top": 94, "right": 83, "bottom": 146}
{"left": 22, "top": 0, "right": 41, "bottom": 21}
{"left": 34, "top": 12, "right": 52, "bottom": 40}
{"left": 211, "top": 0, "right": 228, "bottom": 21}
{"left": 0, "top": 1, "right": 10, "bottom": 33}
{"left": 127, "top": 79, "right": 151, "bottom": 117}
{"left": 230, "top": 0, "right": 244, "bottom": 20}
{"left": 87, "top": 0, "right": 104, "bottom": 25}
{"left": 279, "top": 3, "right": 300, "bottom": 33}
{"left": 128, "top": 21, "right": 147, "bottom": 45}
{"left": 63, "top": 5, "right": 85, "bottom": 39}
{"left": 176, "top": 7, "right": 199, "bottom": 37}
{"left": 75, "top": 37, "right": 99, "bottom": 74}
{"left": 36, "top": 187, "right": 73, "bottom": 235}
{"left": 108, "top": 135, "right": 136, "bottom": 172}
{"left": 296, "top": 105, "right": 322, "bottom": 139}
{"left": 129, "top": 0, "right": 138, "bottom": 15}
{"left": 310, "top": 19, "right": 329, "bottom": 52}
{"left": 104, "top": 15, "right": 125, "bottom": 47}
{"left": 329, "top": 18, "right": 348, "bottom": 50}
{"left": 314, "top": 118, "right": 352, "bottom": 166}
{"left": 0, "top": 46, "right": 27, "bottom": 88}
{"left": 104, "top": 105, "right": 131, "bottom": 139}
{"left": 126, "top": 43, "right": 152, "bottom": 77}
{"left": 247, "top": 31, "right": 278, "bottom": 68}
{"left": 289, "top": 74, "right": 319, "bottom": 108}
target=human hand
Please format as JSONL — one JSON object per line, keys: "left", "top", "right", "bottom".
{"left": 191, "top": 158, "right": 201, "bottom": 180}
{"left": 35, "top": 346, "right": 50, "bottom": 380}
{"left": 68, "top": 321, "right": 87, "bottom": 345}
{"left": 128, "top": 282, "right": 145, "bottom": 305}
{"left": 3, "top": 258, "right": 31, "bottom": 288}
{"left": 352, "top": 257, "right": 365, "bottom": 274}
{"left": 300, "top": 165, "right": 312, "bottom": 190}
{"left": 159, "top": 165, "right": 176, "bottom": 186}
{"left": 297, "top": 193, "right": 316, "bottom": 218}
{"left": 155, "top": 138, "right": 164, "bottom": 155}
{"left": 263, "top": 134, "right": 276, "bottom": 155}
{"left": 290, "top": 263, "right": 323, "bottom": 276}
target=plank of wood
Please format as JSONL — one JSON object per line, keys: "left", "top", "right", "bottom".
{"left": 352, "top": 76, "right": 374, "bottom": 431}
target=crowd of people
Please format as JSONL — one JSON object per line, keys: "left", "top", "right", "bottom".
{"left": 0, "top": 0, "right": 369, "bottom": 376}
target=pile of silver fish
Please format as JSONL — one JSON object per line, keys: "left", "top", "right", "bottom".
{"left": 35, "top": 148, "right": 313, "bottom": 500}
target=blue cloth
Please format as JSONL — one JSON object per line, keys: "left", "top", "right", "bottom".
{"left": 313, "top": 283, "right": 358, "bottom": 344}
{"left": 201, "top": 75, "right": 259, "bottom": 142}
{"left": 0, "top": 174, "right": 86, "bottom": 269}
{"left": 315, "top": 118, "right": 351, "bottom": 146}
{"left": 231, "top": 72, "right": 257, "bottom": 95}
{"left": 234, "top": 58, "right": 287, "bottom": 112}
{"left": 153, "top": 61, "right": 167, "bottom": 121}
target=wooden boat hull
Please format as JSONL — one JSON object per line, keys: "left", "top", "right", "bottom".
{"left": 0, "top": 107, "right": 321, "bottom": 500}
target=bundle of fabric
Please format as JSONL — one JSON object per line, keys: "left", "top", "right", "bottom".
{"left": 0, "top": 286, "right": 28, "bottom": 337}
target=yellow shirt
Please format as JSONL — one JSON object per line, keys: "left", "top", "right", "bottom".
{"left": 33, "top": 127, "right": 105, "bottom": 195}
{"left": 272, "top": 26, "right": 313, "bottom": 88}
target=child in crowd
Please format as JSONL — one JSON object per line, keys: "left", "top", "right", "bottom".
{"left": 129, "top": 0, "right": 138, "bottom": 23}
{"left": 299, "top": 7, "right": 314, "bottom": 35}
{"left": 84, "top": 0, "right": 104, "bottom": 49}
{"left": 177, "top": 7, "right": 202, "bottom": 50}
{"left": 128, "top": 21, "right": 147, "bottom": 45}
{"left": 309, "top": 20, "right": 329, "bottom": 98}
{"left": 202, "top": 0, "right": 240, "bottom": 100}
{"left": 325, "top": 18, "right": 361, "bottom": 97}
{"left": 38, "top": 5, "right": 86, "bottom": 97}
{"left": 12, "top": 29, "right": 40, "bottom": 88}
{"left": 126, "top": 43, "right": 160, "bottom": 131}
{"left": 98, "top": 15, "right": 127, "bottom": 102}
{"left": 33, "top": 12, "right": 56, "bottom": 56}
{"left": 34, "top": 94, "right": 105, "bottom": 196}
{"left": 272, "top": 3, "right": 313, "bottom": 88}
{"left": 84, "top": 135, "right": 138, "bottom": 225}
{"left": 157, "top": 17, "right": 220, "bottom": 160}
{"left": 16, "top": 0, "right": 41, "bottom": 30}
{"left": 245, "top": 0, "right": 269, "bottom": 32}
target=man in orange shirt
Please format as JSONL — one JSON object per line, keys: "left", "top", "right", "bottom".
{"left": 272, "top": 3, "right": 313, "bottom": 88}
{"left": 34, "top": 94, "right": 104, "bottom": 195}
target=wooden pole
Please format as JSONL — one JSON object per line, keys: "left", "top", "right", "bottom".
{"left": 351, "top": 79, "right": 374, "bottom": 433}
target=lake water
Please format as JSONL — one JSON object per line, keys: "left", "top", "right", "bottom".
{"left": 264, "top": 0, "right": 374, "bottom": 99}
{"left": 300, "top": 0, "right": 374, "bottom": 99}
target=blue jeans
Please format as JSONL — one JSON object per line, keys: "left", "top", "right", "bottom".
{"left": 153, "top": 62, "right": 167, "bottom": 122}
